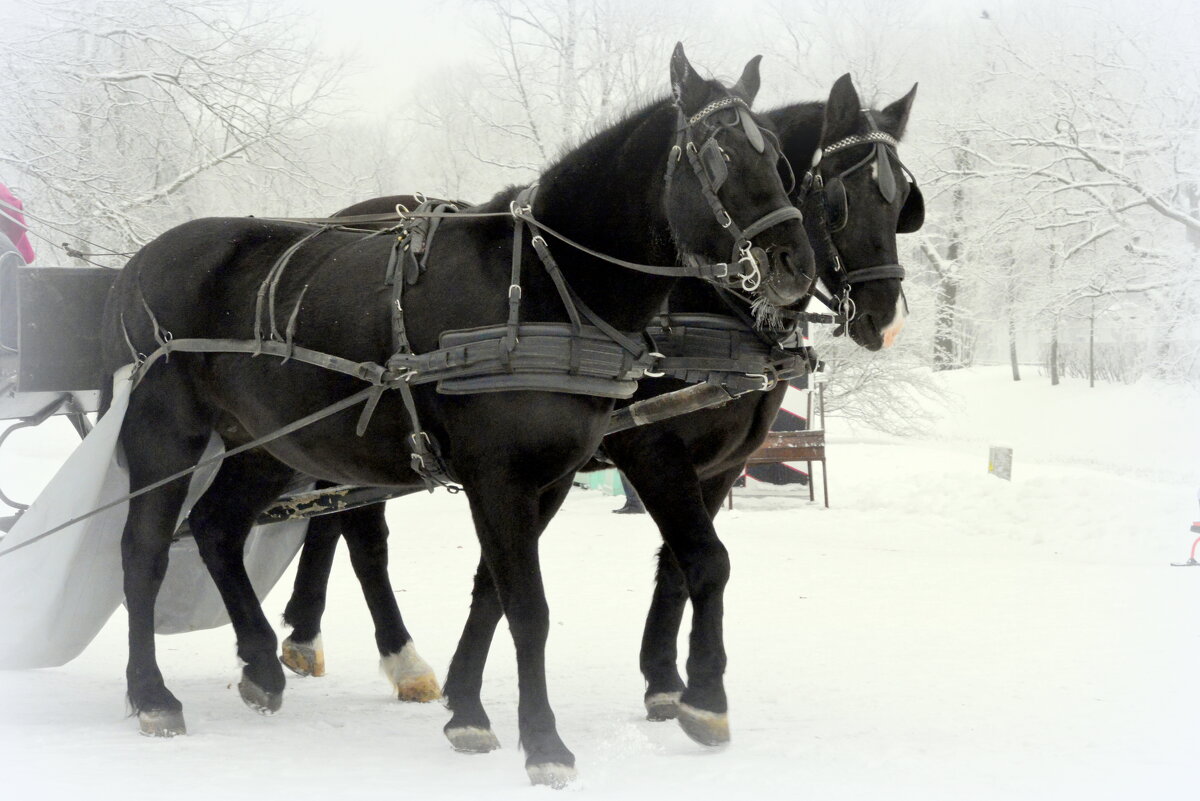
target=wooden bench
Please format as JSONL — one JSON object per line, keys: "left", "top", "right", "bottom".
{"left": 744, "top": 428, "right": 827, "bottom": 506}
{"left": 729, "top": 381, "right": 829, "bottom": 508}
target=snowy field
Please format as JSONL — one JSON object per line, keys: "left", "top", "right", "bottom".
{"left": 1, "top": 366, "right": 1198, "bottom": 800}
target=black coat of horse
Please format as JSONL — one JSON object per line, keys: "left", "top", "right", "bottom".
{"left": 99, "top": 45, "right": 811, "bottom": 786}
{"left": 275, "top": 74, "right": 923, "bottom": 748}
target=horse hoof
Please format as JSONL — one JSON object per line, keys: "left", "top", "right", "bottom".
{"left": 526, "top": 762, "right": 577, "bottom": 789}
{"left": 381, "top": 643, "right": 442, "bottom": 702}
{"left": 280, "top": 635, "right": 325, "bottom": 677}
{"left": 677, "top": 702, "right": 729, "bottom": 747}
{"left": 445, "top": 725, "right": 501, "bottom": 753}
{"left": 644, "top": 691, "right": 682, "bottom": 721}
{"left": 138, "top": 709, "right": 187, "bottom": 737}
{"left": 238, "top": 678, "right": 283, "bottom": 715}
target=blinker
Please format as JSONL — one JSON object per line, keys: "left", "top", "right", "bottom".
{"left": 699, "top": 138, "right": 728, "bottom": 191}
{"left": 875, "top": 145, "right": 897, "bottom": 204}
{"left": 739, "top": 109, "right": 766, "bottom": 154}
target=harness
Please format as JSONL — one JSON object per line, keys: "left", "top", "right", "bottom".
{"left": 0, "top": 103, "right": 928, "bottom": 560}
{"left": 796, "top": 110, "right": 916, "bottom": 324}
{"left": 121, "top": 96, "right": 805, "bottom": 492}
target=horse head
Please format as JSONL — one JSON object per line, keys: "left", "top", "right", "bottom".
{"left": 664, "top": 44, "right": 815, "bottom": 310}
{"left": 795, "top": 74, "right": 922, "bottom": 351}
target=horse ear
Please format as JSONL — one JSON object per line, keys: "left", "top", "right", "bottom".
{"left": 731, "top": 55, "right": 762, "bottom": 104}
{"left": 880, "top": 83, "right": 918, "bottom": 139}
{"left": 823, "top": 73, "right": 862, "bottom": 144}
{"left": 670, "top": 42, "right": 707, "bottom": 114}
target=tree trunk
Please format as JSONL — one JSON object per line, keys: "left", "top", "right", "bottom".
{"left": 1088, "top": 300, "right": 1095, "bottom": 388}
{"left": 1049, "top": 316, "right": 1060, "bottom": 386}
{"left": 933, "top": 276, "right": 960, "bottom": 371}
{"left": 1008, "top": 314, "right": 1021, "bottom": 382}
{"left": 933, "top": 141, "right": 969, "bottom": 372}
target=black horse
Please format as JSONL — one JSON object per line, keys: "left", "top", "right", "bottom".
{"left": 275, "top": 74, "right": 923, "bottom": 747}
{"left": 100, "top": 45, "right": 811, "bottom": 787}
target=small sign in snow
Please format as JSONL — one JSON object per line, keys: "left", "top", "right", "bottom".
{"left": 988, "top": 446, "right": 1013, "bottom": 481}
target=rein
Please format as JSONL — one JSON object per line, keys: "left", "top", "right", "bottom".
{"left": 0, "top": 98, "right": 844, "bottom": 557}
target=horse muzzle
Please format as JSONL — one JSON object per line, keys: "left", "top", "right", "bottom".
{"left": 759, "top": 243, "right": 815, "bottom": 307}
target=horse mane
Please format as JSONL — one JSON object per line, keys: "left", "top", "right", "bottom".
{"left": 539, "top": 96, "right": 672, "bottom": 185}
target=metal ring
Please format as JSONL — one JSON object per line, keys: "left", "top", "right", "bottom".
{"left": 840, "top": 294, "right": 857, "bottom": 323}
{"left": 643, "top": 351, "right": 666, "bottom": 378}
{"left": 739, "top": 257, "right": 761, "bottom": 292}
{"left": 717, "top": 209, "right": 733, "bottom": 228}
{"left": 530, "top": 235, "right": 547, "bottom": 248}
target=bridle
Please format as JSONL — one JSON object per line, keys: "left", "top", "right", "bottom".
{"left": 797, "top": 109, "right": 920, "bottom": 325}
{"left": 665, "top": 95, "right": 804, "bottom": 294}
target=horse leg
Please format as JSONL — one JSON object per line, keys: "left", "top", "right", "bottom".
{"left": 640, "top": 463, "right": 746, "bottom": 722}
{"left": 187, "top": 449, "right": 296, "bottom": 715}
{"left": 442, "top": 480, "right": 573, "bottom": 756}
{"left": 121, "top": 372, "right": 212, "bottom": 737}
{"left": 640, "top": 545, "right": 688, "bottom": 720}
{"left": 617, "top": 443, "right": 732, "bottom": 747}
{"left": 455, "top": 473, "right": 576, "bottom": 786}
{"left": 442, "top": 557, "right": 503, "bottom": 753}
{"left": 280, "top": 505, "right": 341, "bottom": 677}
{"left": 339, "top": 502, "right": 440, "bottom": 702}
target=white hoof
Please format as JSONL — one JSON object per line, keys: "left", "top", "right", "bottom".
{"left": 527, "top": 762, "right": 577, "bottom": 789}
{"left": 677, "top": 702, "right": 729, "bottom": 746}
{"left": 381, "top": 643, "right": 442, "bottom": 702}
{"left": 445, "top": 725, "right": 501, "bottom": 753}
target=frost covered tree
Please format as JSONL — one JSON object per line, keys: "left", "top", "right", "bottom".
{"left": 0, "top": 0, "right": 341, "bottom": 263}
{"left": 928, "top": 4, "right": 1200, "bottom": 384}
{"left": 407, "top": 0, "right": 689, "bottom": 195}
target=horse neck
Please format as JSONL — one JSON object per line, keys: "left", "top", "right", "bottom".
{"left": 770, "top": 101, "right": 824, "bottom": 171}
{"left": 527, "top": 102, "right": 680, "bottom": 332}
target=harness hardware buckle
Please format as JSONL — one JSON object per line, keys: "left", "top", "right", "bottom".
{"left": 643, "top": 351, "right": 666, "bottom": 378}
{"left": 717, "top": 209, "right": 733, "bottom": 229}
{"left": 508, "top": 284, "right": 522, "bottom": 300}
{"left": 747, "top": 373, "right": 775, "bottom": 392}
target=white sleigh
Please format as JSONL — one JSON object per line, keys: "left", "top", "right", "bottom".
{"left": 0, "top": 367, "right": 308, "bottom": 669}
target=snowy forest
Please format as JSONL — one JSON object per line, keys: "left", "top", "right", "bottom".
{"left": 1, "top": 0, "right": 1197, "bottom": 431}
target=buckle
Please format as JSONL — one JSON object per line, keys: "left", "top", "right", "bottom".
{"left": 643, "top": 351, "right": 666, "bottom": 378}
{"left": 745, "top": 373, "right": 776, "bottom": 391}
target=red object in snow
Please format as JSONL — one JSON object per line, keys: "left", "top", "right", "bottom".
{"left": 0, "top": 181, "right": 36, "bottom": 263}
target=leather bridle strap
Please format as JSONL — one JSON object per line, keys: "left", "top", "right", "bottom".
{"left": 845, "top": 264, "right": 905, "bottom": 283}
{"left": 669, "top": 95, "right": 803, "bottom": 292}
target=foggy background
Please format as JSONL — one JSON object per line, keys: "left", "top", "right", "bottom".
{"left": 2, "top": 0, "right": 1196, "bottom": 427}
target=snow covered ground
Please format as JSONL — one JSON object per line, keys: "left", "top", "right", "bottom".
{"left": 1, "top": 366, "right": 1197, "bottom": 800}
